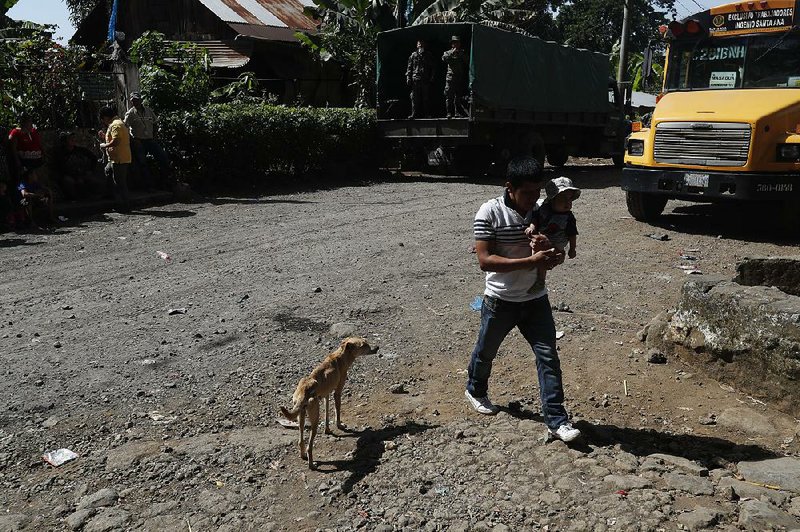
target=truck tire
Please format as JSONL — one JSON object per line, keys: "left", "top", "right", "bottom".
{"left": 546, "top": 146, "right": 568, "bottom": 167}
{"left": 626, "top": 191, "right": 667, "bottom": 222}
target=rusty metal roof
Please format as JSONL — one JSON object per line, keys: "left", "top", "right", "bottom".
{"left": 198, "top": 0, "right": 317, "bottom": 30}
{"left": 187, "top": 40, "right": 253, "bottom": 68}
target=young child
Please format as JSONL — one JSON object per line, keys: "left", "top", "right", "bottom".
{"left": 18, "top": 170, "right": 56, "bottom": 229}
{"left": 525, "top": 176, "right": 580, "bottom": 292}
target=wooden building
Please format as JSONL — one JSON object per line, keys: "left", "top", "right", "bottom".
{"left": 72, "top": 0, "right": 350, "bottom": 107}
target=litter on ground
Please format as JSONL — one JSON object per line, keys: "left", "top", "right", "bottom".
{"left": 42, "top": 448, "right": 78, "bottom": 467}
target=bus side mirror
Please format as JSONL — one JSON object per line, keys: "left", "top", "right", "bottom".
{"left": 642, "top": 46, "right": 654, "bottom": 84}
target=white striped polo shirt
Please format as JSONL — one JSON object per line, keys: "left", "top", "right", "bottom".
{"left": 473, "top": 191, "right": 546, "bottom": 302}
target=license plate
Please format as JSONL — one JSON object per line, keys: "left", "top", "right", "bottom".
{"left": 684, "top": 173, "right": 709, "bottom": 188}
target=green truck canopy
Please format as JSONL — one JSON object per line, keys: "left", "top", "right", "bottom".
{"left": 377, "top": 23, "right": 612, "bottom": 115}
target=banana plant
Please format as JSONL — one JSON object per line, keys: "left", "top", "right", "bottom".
{"left": 412, "top": 0, "right": 554, "bottom": 36}
{"left": 296, "top": 0, "right": 397, "bottom": 106}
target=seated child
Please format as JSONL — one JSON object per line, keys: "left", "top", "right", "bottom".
{"left": 18, "top": 170, "right": 56, "bottom": 229}
{"left": 525, "top": 176, "right": 580, "bottom": 292}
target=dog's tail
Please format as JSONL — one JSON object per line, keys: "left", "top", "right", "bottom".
{"left": 280, "top": 377, "right": 317, "bottom": 421}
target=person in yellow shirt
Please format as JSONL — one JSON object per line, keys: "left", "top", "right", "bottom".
{"left": 98, "top": 106, "right": 132, "bottom": 212}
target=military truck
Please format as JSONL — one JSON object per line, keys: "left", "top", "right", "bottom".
{"left": 376, "top": 22, "right": 629, "bottom": 172}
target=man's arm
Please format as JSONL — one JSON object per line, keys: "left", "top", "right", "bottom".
{"left": 475, "top": 239, "right": 559, "bottom": 273}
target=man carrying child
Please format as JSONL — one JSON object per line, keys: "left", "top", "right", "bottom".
{"left": 465, "top": 157, "right": 581, "bottom": 443}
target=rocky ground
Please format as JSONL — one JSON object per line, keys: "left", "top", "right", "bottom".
{"left": 1, "top": 160, "right": 799, "bottom": 531}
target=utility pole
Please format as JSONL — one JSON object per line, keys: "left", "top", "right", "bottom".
{"left": 617, "top": 0, "right": 631, "bottom": 113}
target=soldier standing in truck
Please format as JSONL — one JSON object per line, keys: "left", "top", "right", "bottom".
{"left": 406, "top": 40, "right": 435, "bottom": 118}
{"left": 442, "top": 35, "right": 469, "bottom": 118}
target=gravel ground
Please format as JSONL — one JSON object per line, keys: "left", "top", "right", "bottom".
{"left": 1, "top": 160, "right": 799, "bottom": 531}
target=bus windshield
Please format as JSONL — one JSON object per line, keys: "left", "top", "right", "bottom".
{"left": 666, "top": 30, "right": 800, "bottom": 90}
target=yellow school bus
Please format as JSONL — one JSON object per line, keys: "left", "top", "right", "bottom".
{"left": 622, "top": 0, "right": 800, "bottom": 223}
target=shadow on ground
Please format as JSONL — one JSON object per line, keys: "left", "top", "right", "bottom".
{"left": 0, "top": 238, "right": 44, "bottom": 248}
{"left": 651, "top": 202, "right": 799, "bottom": 244}
{"left": 130, "top": 208, "right": 197, "bottom": 218}
{"left": 576, "top": 420, "right": 779, "bottom": 466}
{"left": 314, "top": 420, "right": 436, "bottom": 493}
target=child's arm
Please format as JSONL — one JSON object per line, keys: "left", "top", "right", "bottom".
{"left": 568, "top": 234, "right": 577, "bottom": 258}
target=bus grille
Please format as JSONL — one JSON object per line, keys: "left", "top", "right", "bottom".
{"left": 654, "top": 122, "right": 751, "bottom": 167}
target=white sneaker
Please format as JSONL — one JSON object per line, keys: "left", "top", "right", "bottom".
{"left": 464, "top": 389, "right": 499, "bottom": 415}
{"left": 549, "top": 423, "right": 581, "bottom": 442}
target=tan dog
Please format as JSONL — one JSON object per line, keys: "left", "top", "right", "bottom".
{"left": 280, "top": 336, "right": 377, "bottom": 468}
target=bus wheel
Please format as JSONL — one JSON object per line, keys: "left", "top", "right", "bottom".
{"left": 626, "top": 191, "right": 667, "bottom": 222}
{"left": 546, "top": 146, "right": 569, "bottom": 167}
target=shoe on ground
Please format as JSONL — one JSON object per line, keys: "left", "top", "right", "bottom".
{"left": 549, "top": 423, "right": 581, "bottom": 442}
{"left": 465, "top": 389, "right": 499, "bottom": 415}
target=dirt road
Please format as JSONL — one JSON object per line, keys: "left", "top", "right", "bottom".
{"left": 1, "top": 162, "right": 799, "bottom": 531}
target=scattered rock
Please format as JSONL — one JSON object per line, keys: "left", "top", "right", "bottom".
{"left": 66, "top": 509, "right": 95, "bottom": 530}
{"left": 646, "top": 349, "right": 667, "bottom": 364}
{"left": 328, "top": 322, "right": 357, "bottom": 338}
{"left": 105, "top": 441, "right": 160, "bottom": 471}
{"left": 313, "top": 287, "right": 322, "bottom": 293}
{"left": 664, "top": 473, "right": 714, "bottom": 495}
{"left": 76, "top": 488, "right": 119, "bottom": 510}
{"left": 717, "top": 477, "right": 790, "bottom": 506}
{"left": 603, "top": 474, "right": 652, "bottom": 491}
{"left": 737, "top": 456, "right": 800, "bottom": 494}
{"left": 677, "top": 507, "right": 718, "bottom": 531}
{"left": 647, "top": 453, "right": 709, "bottom": 476}
{"left": 0, "top": 514, "right": 31, "bottom": 531}
{"left": 83, "top": 508, "right": 131, "bottom": 532}
{"left": 389, "top": 383, "right": 407, "bottom": 394}
{"left": 698, "top": 414, "right": 717, "bottom": 425}
{"left": 716, "top": 408, "right": 775, "bottom": 436}
{"left": 737, "top": 500, "right": 800, "bottom": 531}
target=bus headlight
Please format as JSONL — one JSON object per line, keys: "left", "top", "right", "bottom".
{"left": 777, "top": 144, "right": 800, "bottom": 162}
{"left": 627, "top": 139, "right": 644, "bottom": 157}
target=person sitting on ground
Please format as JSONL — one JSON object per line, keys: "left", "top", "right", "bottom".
{"left": 525, "top": 177, "right": 580, "bottom": 293}
{"left": 18, "top": 170, "right": 56, "bottom": 229}
{"left": 8, "top": 115, "right": 44, "bottom": 182}
{"left": 98, "top": 106, "right": 132, "bottom": 213}
{"left": 124, "top": 92, "right": 172, "bottom": 190}
{"left": 52, "top": 131, "right": 101, "bottom": 201}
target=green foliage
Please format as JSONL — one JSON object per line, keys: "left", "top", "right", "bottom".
{"left": 298, "top": 0, "right": 396, "bottom": 107}
{"left": 64, "top": 0, "right": 111, "bottom": 26}
{"left": 1, "top": 0, "right": 21, "bottom": 16}
{"left": 0, "top": 27, "right": 82, "bottom": 129}
{"left": 158, "top": 103, "right": 379, "bottom": 183}
{"left": 413, "top": 0, "right": 560, "bottom": 40}
{"left": 210, "top": 72, "right": 264, "bottom": 102}
{"left": 610, "top": 41, "right": 665, "bottom": 93}
{"left": 128, "top": 31, "right": 211, "bottom": 114}
{"left": 557, "top": 0, "right": 675, "bottom": 54}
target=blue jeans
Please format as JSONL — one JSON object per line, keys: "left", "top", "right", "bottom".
{"left": 467, "top": 294, "right": 569, "bottom": 429}
{"left": 132, "top": 139, "right": 171, "bottom": 187}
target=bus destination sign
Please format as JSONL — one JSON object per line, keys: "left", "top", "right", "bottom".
{"left": 710, "top": 7, "right": 794, "bottom": 33}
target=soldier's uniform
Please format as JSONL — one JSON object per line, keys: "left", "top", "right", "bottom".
{"left": 406, "top": 47, "right": 435, "bottom": 118}
{"left": 442, "top": 38, "right": 469, "bottom": 118}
